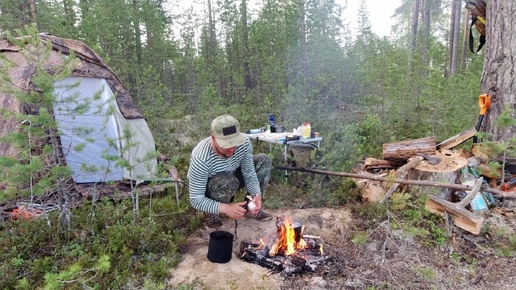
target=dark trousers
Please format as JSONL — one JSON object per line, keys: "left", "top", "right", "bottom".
{"left": 205, "top": 153, "right": 271, "bottom": 203}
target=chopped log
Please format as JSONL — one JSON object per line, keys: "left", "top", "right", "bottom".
{"left": 477, "top": 163, "right": 501, "bottom": 180}
{"left": 472, "top": 143, "right": 497, "bottom": 162}
{"left": 240, "top": 240, "right": 325, "bottom": 274}
{"left": 425, "top": 178, "right": 484, "bottom": 235}
{"left": 380, "top": 156, "right": 425, "bottom": 204}
{"left": 363, "top": 158, "right": 401, "bottom": 170}
{"left": 382, "top": 137, "right": 436, "bottom": 160}
{"left": 408, "top": 153, "right": 468, "bottom": 200}
{"left": 360, "top": 179, "right": 387, "bottom": 203}
{"left": 437, "top": 128, "right": 477, "bottom": 150}
{"left": 269, "top": 240, "right": 280, "bottom": 257}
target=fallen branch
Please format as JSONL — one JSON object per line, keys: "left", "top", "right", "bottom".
{"left": 470, "top": 260, "right": 494, "bottom": 285}
{"left": 274, "top": 165, "right": 516, "bottom": 199}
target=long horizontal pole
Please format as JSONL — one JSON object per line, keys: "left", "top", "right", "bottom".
{"left": 274, "top": 165, "right": 515, "bottom": 199}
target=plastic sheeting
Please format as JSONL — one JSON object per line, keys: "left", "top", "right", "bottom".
{"left": 53, "top": 77, "right": 157, "bottom": 183}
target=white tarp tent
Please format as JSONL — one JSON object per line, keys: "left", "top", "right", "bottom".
{"left": 53, "top": 77, "right": 157, "bottom": 183}
{"left": 0, "top": 34, "right": 159, "bottom": 186}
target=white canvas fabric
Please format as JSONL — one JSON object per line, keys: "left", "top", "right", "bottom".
{"left": 53, "top": 77, "right": 156, "bottom": 183}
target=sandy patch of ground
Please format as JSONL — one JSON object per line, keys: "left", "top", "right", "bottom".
{"left": 167, "top": 207, "right": 352, "bottom": 289}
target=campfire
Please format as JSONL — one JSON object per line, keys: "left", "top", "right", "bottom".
{"left": 239, "top": 216, "right": 329, "bottom": 275}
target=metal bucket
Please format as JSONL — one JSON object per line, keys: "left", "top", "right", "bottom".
{"left": 207, "top": 230, "right": 234, "bottom": 263}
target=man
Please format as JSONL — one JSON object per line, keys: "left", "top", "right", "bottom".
{"left": 187, "top": 115, "right": 273, "bottom": 228}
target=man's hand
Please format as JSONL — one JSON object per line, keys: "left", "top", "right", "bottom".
{"left": 219, "top": 201, "right": 247, "bottom": 220}
{"left": 249, "top": 195, "right": 263, "bottom": 214}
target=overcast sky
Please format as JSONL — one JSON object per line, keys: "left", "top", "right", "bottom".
{"left": 341, "top": 0, "right": 402, "bottom": 36}
{"left": 174, "top": 0, "right": 403, "bottom": 37}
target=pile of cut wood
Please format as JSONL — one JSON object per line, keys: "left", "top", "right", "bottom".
{"left": 354, "top": 129, "right": 516, "bottom": 235}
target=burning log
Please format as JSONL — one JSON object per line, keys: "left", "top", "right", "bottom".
{"left": 302, "top": 234, "right": 321, "bottom": 239}
{"left": 269, "top": 240, "right": 280, "bottom": 257}
{"left": 240, "top": 241, "right": 283, "bottom": 271}
{"left": 239, "top": 239, "right": 325, "bottom": 275}
{"left": 282, "top": 254, "right": 306, "bottom": 275}
{"left": 239, "top": 217, "right": 327, "bottom": 275}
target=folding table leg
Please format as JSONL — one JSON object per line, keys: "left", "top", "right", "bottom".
{"left": 284, "top": 144, "right": 288, "bottom": 180}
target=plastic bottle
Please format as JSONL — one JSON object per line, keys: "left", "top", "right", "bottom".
{"left": 460, "top": 166, "right": 489, "bottom": 213}
{"left": 301, "top": 122, "right": 311, "bottom": 138}
{"left": 470, "top": 193, "right": 489, "bottom": 212}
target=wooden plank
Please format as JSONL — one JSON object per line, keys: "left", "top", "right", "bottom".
{"left": 458, "top": 178, "right": 483, "bottom": 207}
{"left": 425, "top": 196, "right": 484, "bottom": 235}
{"left": 437, "top": 128, "right": 477, "bottom": 150}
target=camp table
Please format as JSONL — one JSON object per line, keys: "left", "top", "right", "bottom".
{"left": 245, "top": 131, "right": 322, "bottom": 180}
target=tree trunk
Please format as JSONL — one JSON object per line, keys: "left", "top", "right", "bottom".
{"left": 422, "top": 0, "right": 431, "bottom": 73}
{"left": 482, "top": 0, "right": 516, "bottom": 141}
{"left": 30, "top": 0, "right": 37, "bottom": 28}
{"left": 447, "top": 0, "right": 461, "bottom": 76}
{"left": 460, "top": 8, "right": 470, "bottom": 71}
{"left": 407, "top": 0, "right": 420, "bottom": 76}
{"left": 299, "top": 0, "right": 307, "bottom": 75}
{"left": 241, "top": 0, "right": 253, "bottom": 90}
{"left": 132, "top": 0, "right": 142, "bottom": 65}
{"left": 207, "top": 0, "right": 217, "bottom": 65}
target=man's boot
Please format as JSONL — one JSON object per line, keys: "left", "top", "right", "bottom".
{"left": 204, "top": 213, "right": 223, "bottom": 228}
{"left": 245, "top": 210, "right": 273, "bottom": 221}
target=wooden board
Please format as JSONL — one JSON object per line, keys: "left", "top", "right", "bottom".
{"left": 437, "top": 128, "right": 477, "bottom": 150}
{"left": 425, "top": 196, "right": 484, "bottom": 235}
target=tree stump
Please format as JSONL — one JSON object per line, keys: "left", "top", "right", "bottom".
{"left": 407, "top": 153, "right": 468, "bottom": 200}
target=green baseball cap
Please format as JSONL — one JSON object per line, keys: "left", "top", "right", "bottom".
{"left": 211, "top": 115, "right": 246, "bottom": 149}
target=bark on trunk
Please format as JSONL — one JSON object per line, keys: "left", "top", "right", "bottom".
{"left": 460, "top": 8, "right": 470, "bottom": 70}
{"left": 241, "top": 0, "right": 254, "bottom": 90}
{"left": 30, "top": 0, "right": 37, "bottom": 27}
{"left": 481, "top": 1, "right": 516, "bottom": 141}
{"left": 408, "top": 154, "right": 468, "bottom": 200}
{"left": 407, "top": 0, "right": 421, "bottom": 76}
{"left": 448, "top": 0, "right": 462, "bottom": 76}
{"left": 382, "top": 137, "right": 436, "bottom": 160}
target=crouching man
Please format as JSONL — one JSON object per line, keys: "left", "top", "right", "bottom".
{"left": 187, "top": 115, "right": 272, "bottom": 228}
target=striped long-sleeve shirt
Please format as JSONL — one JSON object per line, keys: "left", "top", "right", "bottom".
{"left": 187, "top": 135, "right": 261, "bottom": 214}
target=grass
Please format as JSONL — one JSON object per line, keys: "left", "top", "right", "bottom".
{"left": 0, "top": 193, "right": 195, "bottom": 289}
{"left": 416, "top": 266, "right": 436, "bottom": 280}
{"left": 0, "top": 156, "right": 509, "bottom": 288}
{"left": 351, "top": 231, "right": 368, "bottom": 245}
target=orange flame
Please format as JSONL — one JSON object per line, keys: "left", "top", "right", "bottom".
{"left": 277, "top": 217, "right": 305, "bottom": 256}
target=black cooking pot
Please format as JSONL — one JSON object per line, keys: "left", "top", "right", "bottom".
{"left": 207, "top": 230, "right": 234, "bottom": 263}
{"left": 276, "top": 216, "right": 303, "bottom": 242}
{"left": 273, "top": 125, "right": 285, "bottom": 133}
